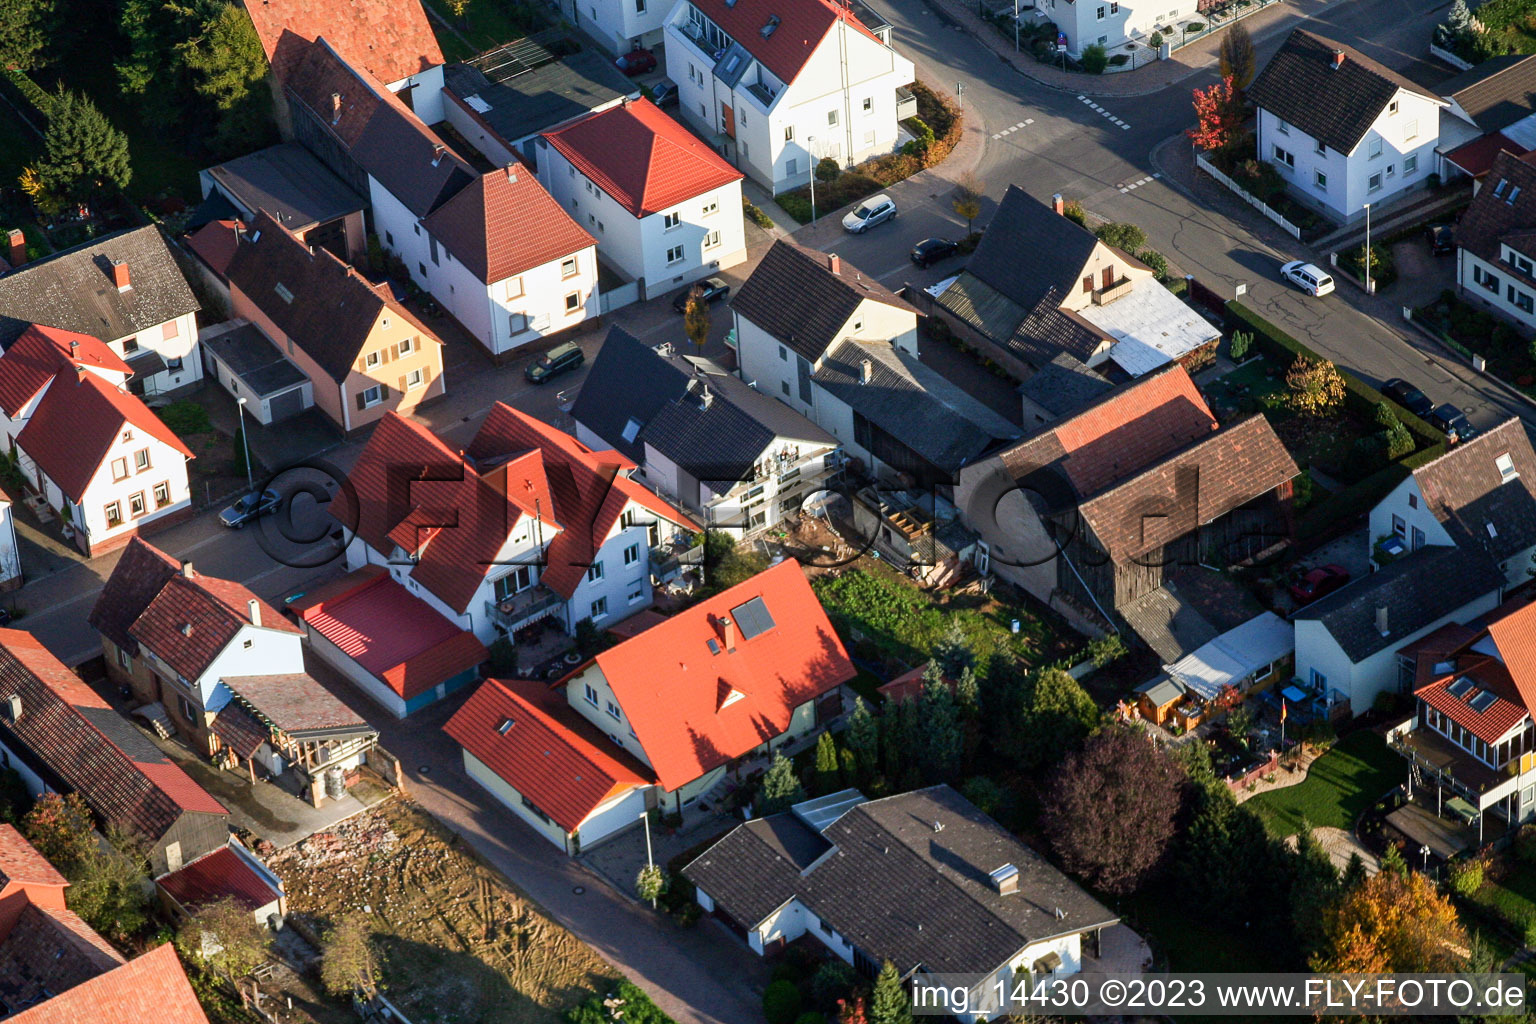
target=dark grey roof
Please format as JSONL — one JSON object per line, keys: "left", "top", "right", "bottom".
{"left": 1297, "top": 545, "right": 1504, "bottom": 662}
{"left": 685, "top": 785, "right": 1119, "bottom": 977}
{"left": 571, "top": 326, "right": 836, "bottom": 485}
{"left": 1019, "top": 353, "right": 1114, "bottom": 418}
{"left": 730, "top": 240, "right": 917, "bottom": 362}
{"left": 204, "top": 143, "right": 365, "bottom": 233}
{"left": 0, "top": 225, "right": 199, "bottom": 347}
{"left": 1247, "top": 29, "right": 1443, "bottom": 154}
{"left": 444, "top": 50, "right": 635, "bottom": 145}
{"left": 963, "top": 185, "right": 1099, "bottom": 312}
{"left": 205, "top": 323, "right": 309, "bottom": 397}
{"left": 813, "top": 340, "right": 1020, "bottom": 477}
{"left": 1440, "top": 54, "right": 1536, "bottom": 132}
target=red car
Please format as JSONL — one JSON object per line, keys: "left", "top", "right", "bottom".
{"left": 1289, "top": 564, "right": 1351, "bottom": 605}
{"left": 615, "top": 48, "right": 657, "bottom": 75}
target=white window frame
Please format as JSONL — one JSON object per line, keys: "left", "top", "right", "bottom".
{"left": 666, "top": 245, "right": 685, "bottom": 264}
{"left": 361, "top": 384, "right": 385, "bottom": 407}
{"left": 405, "top": 367, "right": 425, "bottom": 390}
{"left": 663, "top": 211, "right": 681, "bottom": 230}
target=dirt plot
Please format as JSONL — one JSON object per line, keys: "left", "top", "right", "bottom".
{"left": 270, "top": 798, "right": 615, "bottom": 1024}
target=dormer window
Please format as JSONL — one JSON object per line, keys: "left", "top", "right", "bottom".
{"left": 1499, "top": 453, "right": 1518, "bottom": 482}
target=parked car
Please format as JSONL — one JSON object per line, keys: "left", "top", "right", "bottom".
{"left": 615, "top": 48, "right": 657, "bottom": 75}
{"left": 1289, "top": 564, "right": 1351, "bottom": 605}
{"left": 1280, "top": 260, "right": 1335, "bottom": 296}
{"left": 1381, "top": 378, "right": 1435, "bottom": 418}
{"left": 650, "top": 78, "right": 678, "bottom": 107}
{"left": 1428, "top": 403, "right": 1476, "bottom": 443}
{"left": 1427, "top": 224, "right": 1455, "bottom": 256}
{"left": 525, "top": 341, "right": 585, "bottom": 384}
{"left": 910, "top": 237, "right": 960, "bottom": 268}
{"left": 672, "top": 277, "right": 730, "bottom": 313}
{"left": 842, "top": 194, "right": 896, "bottom": 233}
{"left": 219, "top": 488, "right": 282, "bottom": 529}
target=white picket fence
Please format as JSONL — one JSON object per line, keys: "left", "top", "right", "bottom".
{"left": 1194, "top": 151, "right": 1304, "bottom": 240}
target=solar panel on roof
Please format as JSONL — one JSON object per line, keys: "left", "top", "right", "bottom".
{"left": 1470, "top": 690, "right": 1500, "bottom": 713}
{"left": 731, "top": 596, "right": 775, "bottom": 640}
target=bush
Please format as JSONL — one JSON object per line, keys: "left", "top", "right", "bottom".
{"left": 158, "top": 401, "right": 212, "bottom": 436}
{"left": 1186, "top": 20, "right": 1204, "bottom": 31}
{"left": 1517, "top": 824, "right": 1536, "bottom": 865}
{"left": 1229, "top": 330, "right": 1252, "bottom": 362}
{"left": 1080, "top": 43, "right": 1109, "bottom": 73}
{"left": 1149, "top": 30, "right": 1164, "bottom": 47}
{"left": 1094, "top": 221, "right": 1146, "bottom": 252}
{"left": 566, "top": 982, "right": 678, "bottom": 1024}
{"left": 809, "top": 961, "right": 858, "bottom": 1010}
{"left": 815, "top": 156, "right": 841, "bottom": 183}
{"left": 961, "top": 776, "right": 1007, "bottom": 817}
{"left": 1449, "top": 857, "right": 1486, "bottom": 898}
{"left": 1108, "top": 53, "right": 1129, "bottom": 66}
{"left": 1137, "top": 248, "right": 1169, "bottom": 282}
{"left": 743, "top": 197, "right": 774, "bottom": 228}
{"left": 487, "top": 636, "right": 516, "bottom": 676}
{"left": 764, "top": 980, "right": 802, "bottom": 1024}
{"left": 1061, "top": 200, "right": 1086, "bottom": 226}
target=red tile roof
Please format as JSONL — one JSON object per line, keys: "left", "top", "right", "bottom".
{"left": 687, "top": 0, "right": 883, "bottom": 84}
{"left": 466, "top": 403, "right": 693, "bottom": 598}
{"left": 242, "top": 0, "right": 443, "bottom": 85}
{"left": 541, "top": 99, "right": 743, "bottom": 218}
{"left": 445, "top": 678, "right": 653, "bottom": 833}
{"left": 0, "top": 323, "right": 131, "bottom": 417}
{"left": 299, "top": 569, "right": 487, "bottom": 700}
{"left": 8, "top": 942, "right": 210, "bottom": 1024}
{"left": 157, "top": 845, "right": 281, "bottom": 914}
{"left": 16, "top": 372, "right": 194, "bottom": 503}
{"left": 424, "top": 166, "right": 594, "bottom": 285}
{"left": 1486, "top": 593, "right": 1536, "bottom": 719}
{"left": 0, "top": 903, "right": 125, "bottom": 1011}
{"left": 584, "top": 560, "right": 854, "bottom": 791}
{"left": 88, "top": 538, "right": 182, "bottom": 656}
{"left": 0, "top": 629, "right": 226, "bottom": 842}
{"left": 0, "top": 824, "right": 66, "bottom": 891}
{"left": 1444, "top": 132, "right": 1528, "bottom": 178}
{"left": 1416, "top": 658, "right": 1530, "bottom": 744}
{"left": 184, "top": 219, "right": 243, "bottom": 280}
{"left": 129, "top": 572, "right": 298, "bottom": 683}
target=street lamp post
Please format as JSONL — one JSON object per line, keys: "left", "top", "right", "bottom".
{"left": 639, "top": 810, "right": 654, "bottom": 870}
{"left": 1363, "top": 201, "right": 1373, "bottom": 295}
{"left": 806, "top": 134, "right": 818, "bottom": 222}
{"left": 236, "top": 396, "right": 253, "bottom": 490}
{"left": 1013, "top": 0, "right": 1020, "bottom": 51}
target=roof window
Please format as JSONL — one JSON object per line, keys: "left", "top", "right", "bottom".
{"left": 497, "top": 717, "right": 514, "bottom": 734}
{"left": 761, "top": 14, "right": 780, "bottom": 36}
{"left": 1498, "top": 452, "right": 1518, "bottom": 482}
{"left": 1495, "top": 178, "right": 1509, "bottom": 198}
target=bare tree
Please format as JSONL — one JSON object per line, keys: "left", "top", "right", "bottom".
{"left": 320, "top": 912, "right": 379, "bottom": 1000}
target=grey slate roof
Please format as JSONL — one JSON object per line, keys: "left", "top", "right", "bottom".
{"left": 1441, "top": 54, "right": 1536, "bottom": 132}
{"left": 205, "top": 323, "right": 309, "bottom": 397}
{"left": 0, "top": 225, "right": 199, "bottom": 348}
{"left": 813, "top": 340, "right": 1020, "bottom": 476}
{"left": 445, "top": 51, "right": 635, "bottom": 145}
{"left": 1247, "top": 30, "right": 1443, "bottom": 155}
{"left": 1019, "top": 353, "right": 1114, "bottom": 419}
{"left": 730, "top": 240, "right": 916, "bottom": 362}
{"left": 1411, "top": 418, "right": 1536, "bottom": 563}
{"left": 961, "top": 185, "right": 1099, "bottom": 311}
{"left": 570, "top": 326, "right": 836, "bottom": 485}
{"left": 1297, "top": 545, "right": 1504, "bottom": 663}
{"left": 684, "top": 785, "right": 1119, "bottom": 978}
{"left": 204, "top": 143, "right": 365, "bottom": 233}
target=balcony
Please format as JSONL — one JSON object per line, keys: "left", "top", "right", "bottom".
{"left": 485, "top": 585, "right": 563, "bottom": 633}
{"left": 1389, "top": 726, "right": 1511, "bottom": 805}
{"left": 1091, "top": 276, "right": 1134, "bottom": 305}
{"left": 651, "top": 540, "right": 705, "bottom": 582}
{"left": 895, "top": 85, "right": 917, "bottom": 121}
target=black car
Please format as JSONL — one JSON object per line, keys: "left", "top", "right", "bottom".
{"left": 219, "top": 488, "right": 282, "bottom": 528}
{"left": 910, "top": 237, "right": 960, "bottom": 268}
{"left": 1382, "top": 378, "right": 1435, "bottom": 418}
{"left": 673, "top": 277, "right": 730, "bottom": 313}
{"left": 1428, "top": 403, "right": 1476, "bottom": 442}
{"left": 1427, "top": 224, "right": 1455, "bottom": 256}
{"left": 525, "top": 341, "right": 585, "bottom": 384}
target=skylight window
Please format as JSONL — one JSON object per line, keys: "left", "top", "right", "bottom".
{"left": 1447, "top": 676, "right": 1474, "bottom": 698}
{"left": 1498, "top": 452, "right": 1518, "bottom": 482}
{"left": 1496, "top": 179, "right": 1509, "bottom": 198}
{"left": 497, "top": 717, "right": 515, "bottom": 734}
{"left": 707, "top": 637, "right": 721, "bottom": 655}
{"left": 1470, "top": 690, "right": 1500, "bottom": 713}
{"left": 621, "top": 417, "right": 643, "bottom": 443}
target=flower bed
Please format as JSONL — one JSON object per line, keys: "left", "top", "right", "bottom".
{"left": 1416, "top": 288, "right": 1536, "bottom": 392}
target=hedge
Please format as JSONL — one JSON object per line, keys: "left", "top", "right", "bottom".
{"left": 1225, "top": 301, "right": 1446, "bottom": 452}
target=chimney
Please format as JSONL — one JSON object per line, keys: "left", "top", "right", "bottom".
{"left": 828, "top": 253, "right": 841, "bottom": 275}
{"left": 69, "top": 340, "right": 78, "bottom": 359}
{"left": 6, "top": 229, "right": 24, "bottom": 269}
{"left": 4, "top": 695, "right": 19, "bottom": 723}
{"left": 110, "top": 260, "right": 131, "bottom": 292}
{"left": 700, "top": 386, "right": 714, "bottom": 410}
{"left": 330, "top": 91, "right": 342, "bottom": 124}
{"left": 989, "top": 863, "right": 1019, "bottom": 896}
{"left": 1052, "top": 192, "right": 1064, "bottom": 215}
{"left": 1331, "top": 49, "right": 1345, "bottom": 68}
{"left": 432, "top": 144, "right": 446, "bottom": 167}
{"left": 720, "top": 615, "right": 737, "bottom": 652}
{"left": 505, "top": 165, "right": 518, "bottom": 183}
{"left": 859, "top": 357, "right": 872, "bottom": 384}
{"left": 247, "top": 598, "right": 261, "bottom": 627}
{"left": 1376, "top": 605, "right": 1389, "bottom": 637}
{"left": 180, "top": 623, "right": 193, "bottom": 637}
{"left": 181, "top": 560, "right": 194, "bottom": 578}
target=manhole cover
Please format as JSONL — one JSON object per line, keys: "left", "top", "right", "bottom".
{"left": 572, "top": 886, "right": 586, "bottom": 895}
{"left": 418, "top": 765, "right": 431, "bottom": 774}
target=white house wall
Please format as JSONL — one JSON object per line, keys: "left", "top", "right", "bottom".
{"left": 387, "top": 65, "right": 447, "bottom": 126}
{"left": 0, "top": 737, "right": 49, "bottom": 800}
{"left": 198, "top": 625, "right": 306, "bottom": 709}
{"left": 33, "top": 422, "right": 192, "bottom": 550}
{"left": 112, "top": 310, "right": 202, "bottom": 395}
{"left": 0, "top": 503, "right": 21, "bottom": 587}
{"left": 303, "top": 624, "right": 409, "bottom": 719}
{"left": 1459, "top": 250, "right": 1536, "bottom": 336}
{"left": 575, "top": 782, "right": 649, "bottom": 848}
{"left": 574, "top": 0, "right": 669, "bottom": 55}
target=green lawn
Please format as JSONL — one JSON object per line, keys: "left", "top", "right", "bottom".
{"left": 1119, "top": 887, "right": 1286, "bottom": 973}
{"left": 1246, "top": 730, "right": 1403, "bottom": 839}
{"left": 421, "top": 0, "right": 553, "bottom": 55}
{"left": 1470, "top": 868, "right": 1536, "bottom": 936}
{"left": 811, "top": 564, "right": 1079, "bottom": 682}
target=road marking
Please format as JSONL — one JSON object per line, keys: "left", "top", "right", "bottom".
{"left": 993, "top": 120, "right": 1031, "bottom": 140}
{"left": 1078, "top": 94, "right": 1131, "bottom": 129}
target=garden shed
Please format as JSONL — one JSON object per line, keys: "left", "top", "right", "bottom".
{"left": 1164, "top": 611, "right": 1293, "bottom": 702}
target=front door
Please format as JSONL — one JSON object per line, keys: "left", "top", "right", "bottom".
{"left": 721, "top": 102, "right": 735, "bottom": 139}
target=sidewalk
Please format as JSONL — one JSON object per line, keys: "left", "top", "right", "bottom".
{"left": 922, "top": 0, "right": 1352, "bottom": 97}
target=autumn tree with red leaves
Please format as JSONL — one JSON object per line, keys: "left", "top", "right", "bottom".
{"left": 1187, "top": 75, "right": 1244, "bottom": 156}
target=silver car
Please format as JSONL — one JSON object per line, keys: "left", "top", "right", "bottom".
{"left": 842, "top": 194, "right": 897, "bottom": 233}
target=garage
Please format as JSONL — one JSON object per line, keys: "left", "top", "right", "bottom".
{"left": 267, "top": 385, "right": 308, "bottom": 423}
{"left": 202, "top": 321, "right": 314, "bottom": 426}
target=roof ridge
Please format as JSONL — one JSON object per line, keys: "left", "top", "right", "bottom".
{"left": 1413, "top": 417, "right": 1523, "bottom": 478}
{"left": 1076, "top": 413, "right": 1254, "bottom": 504}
